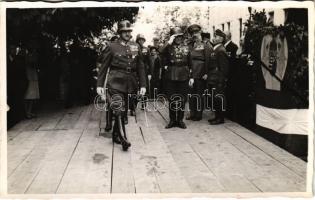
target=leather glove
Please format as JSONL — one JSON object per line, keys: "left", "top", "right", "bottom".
{"left": 202, "top": 74, "right": 208, "bottom": 80}
{"left": 188, "top": 78, "right": 194, "bottom": 87}
{"left": 140, "top": 87, "right": 146, "bottom": 96}
{"left": 96, "top": 87, "right": 104, "bottom": 96}
{"left": 168, "top": 35, "right": 176, "bottom": 45}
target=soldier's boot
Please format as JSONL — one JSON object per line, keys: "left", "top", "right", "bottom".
{"left": 117, "top": 115, "right": 131, "bottom": 151}
{"left": 193, "top": 110, "right": 202, "bottom": 121}
{"left": 105, "top": 109, "right": 113, "bottom": 132}
{"left": 112, "top": 120, "right": 121, "bottom": 144}
{"left": 166, "top": 106, "right": 176, "bottom": 129}
{"left": 209, "top": 112, "right": 224, "bottom": 125}
{"left": 177, "top": 110, "right": 187, "bottom": 129}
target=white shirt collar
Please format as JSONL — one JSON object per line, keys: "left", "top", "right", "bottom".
{"left": 224, "top": 40, "right": 232, "bottom": 47}
{"left": 214, "top": 43, "right": 221, "bottom": 50}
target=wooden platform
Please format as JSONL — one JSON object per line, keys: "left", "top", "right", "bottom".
{"left": 7, "top": 102, "right": 307, "bottom": 194}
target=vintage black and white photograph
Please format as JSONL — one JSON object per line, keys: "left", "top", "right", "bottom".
{"left": 1, "top": 1, "right": 313, "bottom": 197}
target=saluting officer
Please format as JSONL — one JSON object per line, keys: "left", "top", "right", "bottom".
{"left": 186, "top": 24, "right": 211, "bottom": 121}
{"left": 96, "top": 20, "right": 146, "bottom": 151}
{"left": 207, "top": 29, "right": 229, "bottom": 125}
{"left": 161, "top": 27, "right": 193, "bottom": 129}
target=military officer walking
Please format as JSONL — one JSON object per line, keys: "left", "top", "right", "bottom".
{"left": 207, "top": 29, "right": 229, "bottom": 125}
{"left": 186, "top": 24, "right": 211, "bottom": 121}
{"left": 97, "top": 20, "right": 146, "bottom": 151}
{"left": 161, "top": 27, "right": 193, "bottom": 129}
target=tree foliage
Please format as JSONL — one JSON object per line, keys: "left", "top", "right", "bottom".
{"left": 134, "top": 6, "right": 210, "bottom": 44}
{"left": 7, "top": 7, "right": 139, "bottom": 46}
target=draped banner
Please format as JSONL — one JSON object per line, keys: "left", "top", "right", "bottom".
{"left": 256, "top": 34, "right": 308, "bottom": 135}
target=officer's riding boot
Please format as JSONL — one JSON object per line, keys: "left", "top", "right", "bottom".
{"left": 112, "top": 119, "right": 121, "bottom": 144}
{"left": 210, "top": 111, "right": 224, "bottom": 125}
{"left": 117, "top": 115, "right": 131, "bottom": 151}
{"left": 193, "top": 110, "right": 202, "bottom": 121}
{"left": 165, "top": 104, "right": 176, "bottom": 129}
{"left": 123, "top": 110, "right": 128, "bottom": 125}
{"left": 177, "top": 106, "right": 187, "bottom": 129}
{"left": 130, "top": 110, "right": 135, "bottom": 116}
{"left": 186, "top": 99, "right": 195, "bottom": 120}
{"left": 105, "top": 109, "right": 113, "bottom": 132}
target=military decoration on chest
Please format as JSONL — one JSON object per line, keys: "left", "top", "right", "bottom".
{"left": 141, "top": 47, "right": 148, "bottom": 55}
{"left": 194, "top": 42, "right": 204, "bottom": 51}
{"left": 171, "top": 45, "right": 188, "bottom": 63}
{"left": 210, "top": 51, "right": 216, "bottom": 58}
{"left": 128, "top": 43, "right": 139, "bottom": 59}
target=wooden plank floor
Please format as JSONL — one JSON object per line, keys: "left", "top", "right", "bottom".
{"left": 7, "top": 102, "right": 307, "bottom": 194}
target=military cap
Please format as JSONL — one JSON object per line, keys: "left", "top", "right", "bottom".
{"left": 149, "top": 45, "right": 158, "bottom": 51}
{"left": 117, "top": 20, "right": 132, "bottom": 33}
{"left": 136, "top": 34, "right": 146, "bottom": 42}
{"left": 110, "top": 35, "right": 119, "bottom": 41}
{"left": 214, "top": 29, "right": 226, "bottom": 38}
{"left": 187, "top": 24, "right": 202, "bottom": 34}
{"left": 170, "top": 27, "right": 184, "bottom": 37}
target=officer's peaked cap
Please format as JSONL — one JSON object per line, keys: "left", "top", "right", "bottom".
{"left": 170, "top": 27, "right": 184, "bottom": 37}
{"left": 149, "top": 45, "right": 158, "bottom": 51}
{"left": 188, "top": 24, "right": 202, "bottom": 34}
{"left": 136, "top": 34, "right": 146, "bottom": 42}
{"left": 117, "top": 20, "right": 133, "bottom": 33}
{"left": 215, "top": 29, "right": 226, "bottom": 38}
{"left": 110, "top": 35, "right": 119, "bottom": 41}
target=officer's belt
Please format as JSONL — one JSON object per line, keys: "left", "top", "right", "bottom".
{"left": 208, "top": 67, "right": 220, "bottom": 72}
{"left": 192, "top": 58, "right": 205, "bottom": 62}
{"left": 111, "top": 66, "right": 137, "bottom": 73}
{"left": 169, "top": 65, "right": 188, "bottom": 68}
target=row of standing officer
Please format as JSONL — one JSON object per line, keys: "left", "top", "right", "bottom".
{"left": 160, "top": 24, "right": 230, "bottom": 129}
{"left": 96, "top": 20, "right": 231, "bottom": 151}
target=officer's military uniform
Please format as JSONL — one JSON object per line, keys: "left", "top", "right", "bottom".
{"left": 207, "top": 30, "right": 229, "bottom": 124}
{"left": 97, "top": 22, "right": 146, "bottom": 150}
{"left": 148, "top": 45, "right": 162, "bottom": 97}
{"left": 135, "top": 34, "right": 150, "bottom": 110}
{"left": 161, "top": 27, "right": 191, "bottom": 128}
{"left": 224, "top": 37, "right": 238, "bottom": 120}
{"left": 187, "top": 24, "right": 212, "bottom": 121}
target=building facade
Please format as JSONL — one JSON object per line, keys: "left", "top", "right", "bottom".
{"left": 209, "top": 7, "right": 286, "bottom": 47}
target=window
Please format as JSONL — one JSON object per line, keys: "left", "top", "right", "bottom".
{"left": 213, "top": 26, "right": 215, "bottom": 35}
{"left": 227, "top": 22, "right": 231, "bottom": 31}
{"left": 221, "top": 24, "right": 225, "bottom": 31}
{"left": 268, "top": 11, "right": 274, "bottom": 24}
{"left": 239, "top": 18, "right": 242, "bottom": 38}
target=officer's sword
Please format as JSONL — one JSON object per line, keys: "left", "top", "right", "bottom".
{"left": 141, "top": 94, "right": 149, "bottom": 128}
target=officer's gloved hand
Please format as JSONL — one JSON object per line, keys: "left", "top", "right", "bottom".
{"left": 140, "top": 87, "right": 146, "bottom": 96}
{"left": 202, "top": 74, "right": 208, "bottom": 80}
{"left": 148, "top": 75, "right": 152, "bottom": 81}
{"left": 189, "top": 78, "right": 194, "bottom": 87}
{"left": 96, "top": 87, "right": 104, "bottom": 96}
{"left": 168, "top": 35, "right": 176, "bottom": 45}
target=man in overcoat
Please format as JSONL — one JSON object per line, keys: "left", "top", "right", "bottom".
{"left": 97, "top": 20, "right": 146, "bottom": 151}
{"left": 207, "top": 29, "right": 229, "bottom": 125}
